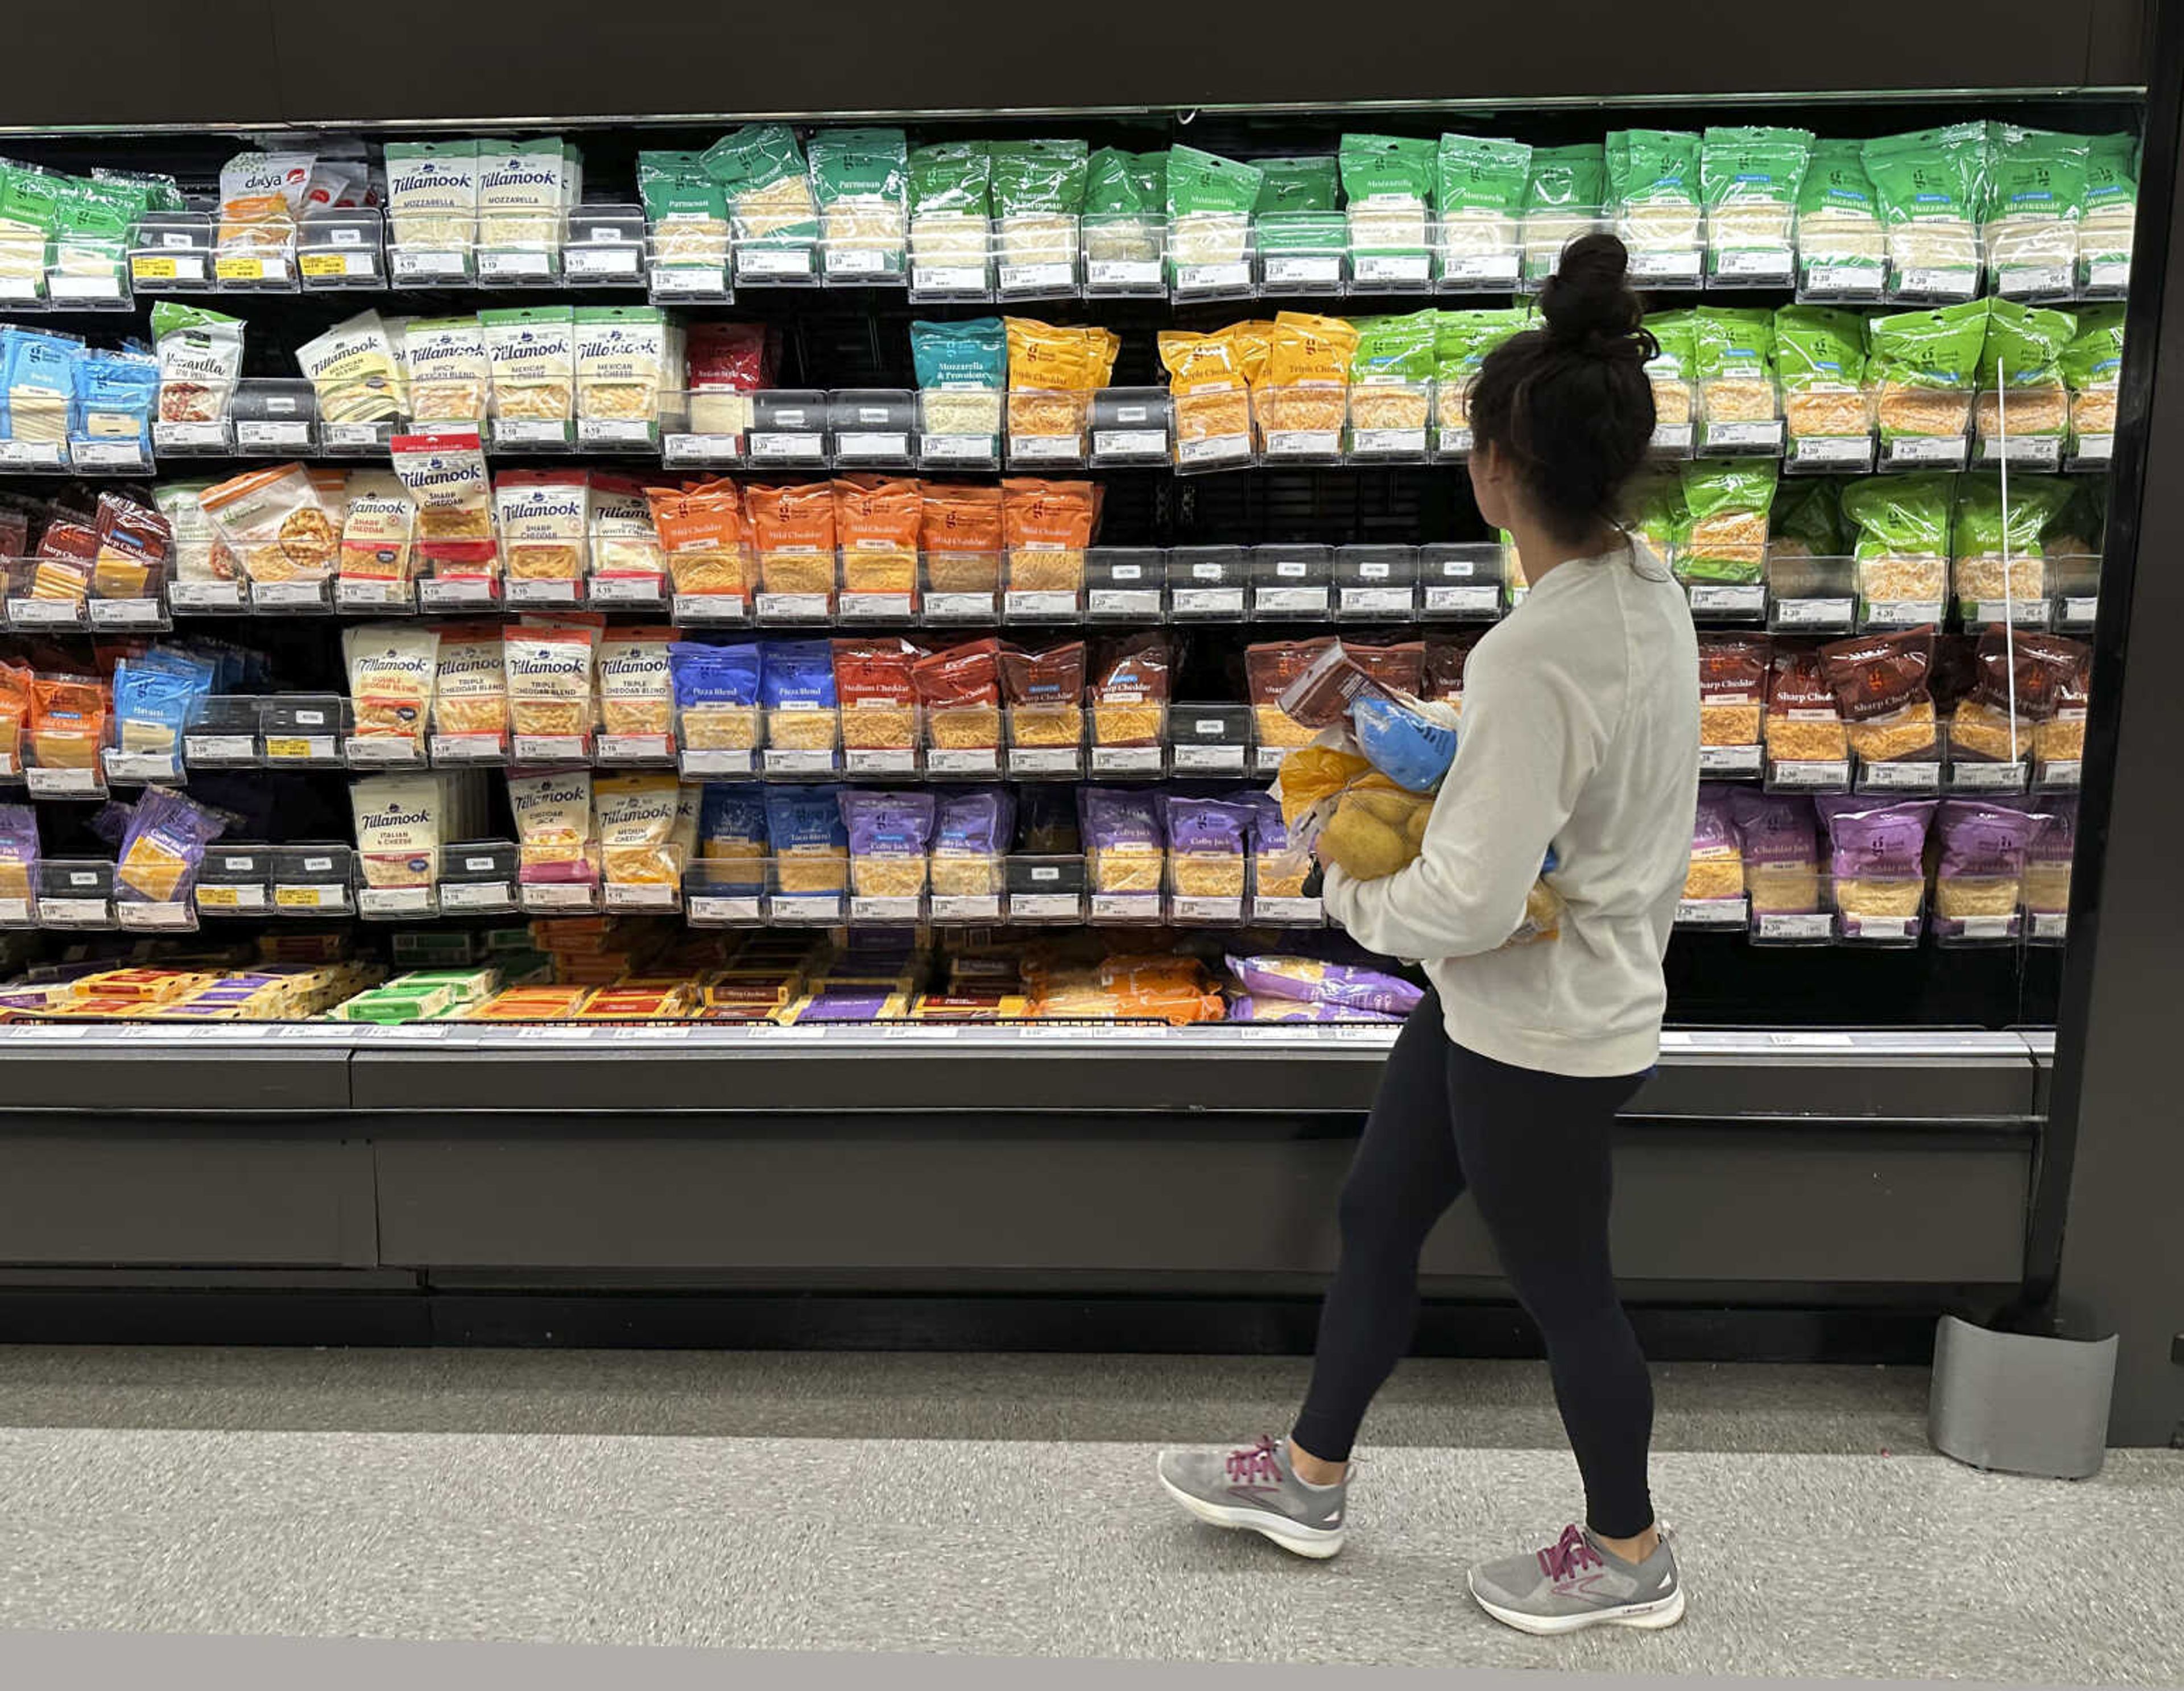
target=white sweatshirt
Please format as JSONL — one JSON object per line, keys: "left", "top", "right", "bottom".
{"left": 1322, "top": 538, "right": 1699, "bottom": 1077}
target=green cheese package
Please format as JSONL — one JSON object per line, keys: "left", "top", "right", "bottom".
{"left": 1349, "top": 310, "right": 1439, "bottom": 438}
{"left": 2059, "top": 304, "right": 2125, "bottom": 445}
{"left": 1768, "top": 477, "right": 1846, "bottom": 561}
{"left": 907, "top": 142, "right": 992, "bottom": 274}
{"left": 1975, "top": 298, "right": 2077, "bottom": 442}
{"left": 1255, "top": 157, "right": 1340, "bottom": 215}
{"left": 2079, "top": 133, "right": 2137, "bottom": 284}
{"left": 1692, "top": 307, "right": 1779, "bottom": 429}
{"left": 1773, "top": 305, "right": 1871, "bottom": 439}
{"left": 1981, "top": 126, "right": 2090, "bottom": 289}
{"left": 1433, "top": 307, "right": 1529, "bottom": 433}
{"left": 1166, "top": 145, "right": 1263, "bottom": 270}
{"left": 1253, "top": 157, "right": 1345, "bottom": 259}
{"left": 1868, "top": 299, "right": 1991, "bottom": 441}
{"left": 0, "top": 163, "right": 59, "bottom": 287}
{"left": 989, "top": 138, "right": 1089, "bottom": 272}
{"left": 1339, "top": 134, "right": 1437, "bottom": 258}
{"left": 1795, "top": 139, "right": 1887, "bottom": 286}
{"left": 1521, "top": 144, "right": 1607, "bottom": 283}
{"left": 700, "top": 123, "right": 817, "bottom": 244}
{"left": 1676, "top": 461, "right": 1778, "bottom": 585}
{"left": 808, "top": 128, "right": 908, "bottom": 276}
{"left": 1862, "top": 124, "right": 1989, "bottom": 291}
{"left": 1842, "top": 472, "right": 1955, "bottom": 606}
{"left": 1606, "top": 129, "right": 1702, "bottom": 257}
{"left": 638, "top": 152, "right": 730, "bottom": 266}
{"left": 1083, "top": 148, "right": 1168, "bottom": 266}
{"left": 1622, "top": 470, "right": 1691, "bottom": 560}
{"left": 1951, "top": 474, "right": 2073, "bottom": 611}
{"left": 1644, "top": 309, "right": 1699, "bottom": 429}
{"left": 1435, "top": 134, "right": 1531, "bottom": 271}
{"left": 1699, "top": 126, "right": 1814, "bottom": 272}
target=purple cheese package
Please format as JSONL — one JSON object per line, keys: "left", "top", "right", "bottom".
{"left": 1227, "top": 996, "right": 1405, "bottom": 1024}
{"left": 1728, "top": 789, "right": 1822, "bottom": 915}
{"left": 1931, "top": 798, "right": 2047, "bottom": 938}
{"left": 1158, "top": 795, "right": 1256, "bottom": 855}
{"left": 934, "top": 789, "right": 1015, "bottom": 857}
{"left": 839, "top": 790, "right": 937, "bottom": 858}
{"left": 1818, "top": 794, "right": 1937, "bottom": 937}
{"left": 1223, "top": 952, "right": 1425, "bottom": 1016}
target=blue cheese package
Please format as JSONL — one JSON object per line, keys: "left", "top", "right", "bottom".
{"left": 1350, "top": 692, "right": 1460, "bottom": 793}
{"left": 1225, "top": 952, "right": 1426, "bottom": 1015}
{"left": 73, "top": 349, "right": 159, "bottom": 457}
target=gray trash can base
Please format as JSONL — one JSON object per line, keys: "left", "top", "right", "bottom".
{"left": 1929, "top": 1314, "right": 2118, "bottom": 1481}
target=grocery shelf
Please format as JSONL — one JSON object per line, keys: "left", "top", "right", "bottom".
{"left": 0, "top": 1020, "right": 2044, "bottom": 1123}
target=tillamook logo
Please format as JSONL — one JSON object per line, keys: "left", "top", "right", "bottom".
{"left": 508, "top": 652, "right": 588, "bottom": 677}
{"left": 364, "top": 806, "right": 433, "bottom": 830}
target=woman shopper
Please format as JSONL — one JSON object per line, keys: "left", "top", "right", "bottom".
{"left": 1157, "top": 233, "right": 1699, "bottom": 1637}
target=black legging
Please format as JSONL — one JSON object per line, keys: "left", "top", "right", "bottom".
{"left": 1290, "top": 989, "right": 1657, "bottom": 1539}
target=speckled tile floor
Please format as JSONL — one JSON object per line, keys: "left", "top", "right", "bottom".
{"left": 0, "top": 1350, "right": 2178, "bottom": 1683}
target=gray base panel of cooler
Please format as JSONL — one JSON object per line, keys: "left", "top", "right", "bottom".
{"left": 0, "top": 1029, "right": 2041, "bottom": 1289}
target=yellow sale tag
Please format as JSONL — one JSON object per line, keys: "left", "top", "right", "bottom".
{"left": 131, "top": 255, "right": 179, "bottom": 282}
{"left": 263, "top": 737, "right": 311, "bottom": 760}
{"left": 273, "top": 886, "right": 323, "bottom": 909}
{"left": 299, "top": 251, "right": 349, "bottom": 279}
{"left": 213, "top": 255, "right": 266, "bottom": 282}
{"left": 195, "top": 886, "right": 241, "bottom": 909}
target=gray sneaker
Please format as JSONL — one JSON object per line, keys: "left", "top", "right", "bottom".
{"left": 1157, "top": 1434, "right": 1347, "bottom": 1559}
{"left": 1467, "top": 1523, "right": 1684, "bottom": 1635}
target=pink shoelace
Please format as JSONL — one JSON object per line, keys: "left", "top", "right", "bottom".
{"left": 1537, "top": 1524, "right": 1604, "bottom": 1581}
{"left": 1225, "top": 1435, "right": 1285, "bottom": 1486}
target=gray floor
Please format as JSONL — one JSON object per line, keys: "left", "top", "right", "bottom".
{"left": 1, "top": 1348, "right": 2179, "bottom": 1684}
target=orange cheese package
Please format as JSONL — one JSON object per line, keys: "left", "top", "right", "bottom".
{"left": 29, "top": 674, "right": 108, "bottom": 770}
{"left": 1159, "top": 328, "right": 1254, "bottom": 452}
{"left": 646, "top": 477, "right": 751, "bottom": 601}
{"left": 833, "top": 476, "right": 923, "bottom": 599}
{"left": 744, "top": 480, "right": 838, "bottom": 603}
{"left": 1003, "top": 318, "right": 1119, "bottom": 443}
{"left": 920, "top": 482, "right": 1004, "bottom": 595}
{"left": 1256, "top": 312, "right": 1359, "bottom": 439}
{"left": 1002, "top": 477, "right": 1099, "bottom": 593}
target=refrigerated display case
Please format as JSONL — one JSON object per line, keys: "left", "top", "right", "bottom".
{"left": 0, "top": 0, "right": 2175, "bottom": 1438}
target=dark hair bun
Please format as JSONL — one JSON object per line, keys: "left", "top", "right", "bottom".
{"left": 1539, "top": 232, "right": 1648, "bottom": 356}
